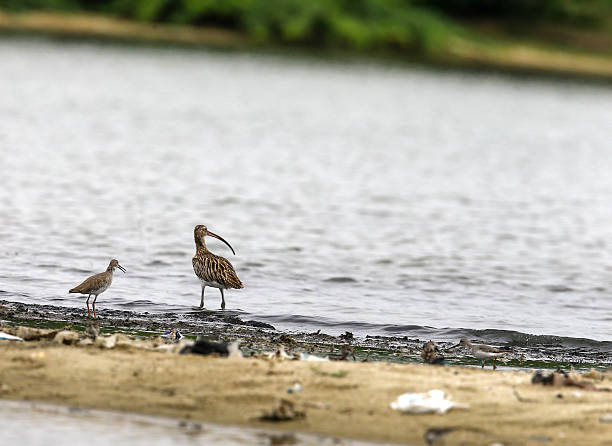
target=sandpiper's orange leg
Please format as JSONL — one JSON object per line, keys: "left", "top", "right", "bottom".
{"left": 86, "top": 295, "right": 91, "bottom": 318}
{"left": 92, "top": 295, "right": 98, "bottom": 319}
{"left": 493, "top": 359, "right": 497, "bottom": 370}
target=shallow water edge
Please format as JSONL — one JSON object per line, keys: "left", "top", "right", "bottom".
{"left": 0, "top": 399, "right": 385, "bottom": 446}
{"left": 1, "top": 299, "right": 609, "bottom": 370}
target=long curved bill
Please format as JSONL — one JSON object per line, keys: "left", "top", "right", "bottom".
{"left": 207, "top": 231, "right": 236, "bottom": 255}
{"left": 118, "top": 264, "right": 127, "bottom": 273}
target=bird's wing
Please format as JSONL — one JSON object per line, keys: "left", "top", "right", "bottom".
{"left": 69, "top": 272, "right": 105, "bottom": 293}
{"left": 476, "top": 344, "right": 511, "bottom": 354}
{"left": 195, "top": 255, "right": 243, "bottom": 289}
{"left": 211, "top": 255, "right": 244, "bottom": 289}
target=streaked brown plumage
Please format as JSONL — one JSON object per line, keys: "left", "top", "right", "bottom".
{"left": 192, "top": 225, "right": 243, "bottom": 310}
{"left": 69, "top": 259, "right": 126, "bottom": 318}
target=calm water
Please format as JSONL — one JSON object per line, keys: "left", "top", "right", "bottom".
{"left": 1, "top": 38, "right": 611, "bottom": 342}
{"left": 0, "top": 400, "right": 378, "bottom": 446}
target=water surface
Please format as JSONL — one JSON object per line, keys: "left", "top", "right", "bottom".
{"left": 1, "top": 37, "right": 611, "bottom": 343}
{"left": 0, "top": 400, "right": 378, "bottom": 446}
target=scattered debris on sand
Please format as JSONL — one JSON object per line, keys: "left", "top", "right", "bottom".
{"left": 0, "top": 332, "right": 24, "bottom": 342}
{"left": 259, "top": 399, "right": 306, "bottom": 422}
{"left": 531, "top": 369, "right": 611, "bottom": 391}
{"left": 390, "top": 390, "right": 469, "bottom": 415}
{"left": 0, "top": 322, "right": 611, "bottom": 445}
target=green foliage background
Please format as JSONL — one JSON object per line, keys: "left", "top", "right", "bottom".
{"left": 1, "top": 0, "right": 612, "bottom": 54}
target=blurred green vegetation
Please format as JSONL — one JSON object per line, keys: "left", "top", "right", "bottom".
{"left": 425, "top": 0, "right": 612, "bottom": 26}
{"left": 0, "top": 0, "right": 462, "bottom": 54}
{"left": 1, "top": 0, "right": 612, "bottom": 56}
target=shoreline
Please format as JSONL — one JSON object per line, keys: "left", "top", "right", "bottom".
{"left": 1, "top": 11, "right": 612, "bottom": 83}
{"left": 1, "top": 323, "right": 611, "bottom": 445}
{"left": 1, "top": 299, "right": 610, "bottom": 371}
{"left": 0, "top": 399, "right": 380, "bottom": 446}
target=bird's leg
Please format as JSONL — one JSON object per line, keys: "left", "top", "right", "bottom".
{"left": 92, "top": 295, "right": 98, "bottom": 319}
{"left": 86, "top": 295, "right": 91, "bottom": 318}
{"left": 220, "top": 288, "right": 226, "bottom": 310}
{"left": 481, "top": 360, "right": 485, "bottom": 368}
{"left": 193, "top": 286, "right": 205, "bottom": 310}
{"left": 493, "top": 358, "right": 497, "bottom": 370}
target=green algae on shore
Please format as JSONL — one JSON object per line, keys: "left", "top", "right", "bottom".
{"left": 1, "top": 300, "right": 610, "bottom": 371}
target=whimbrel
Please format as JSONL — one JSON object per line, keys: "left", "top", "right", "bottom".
{"left": 69, "top": 259, "right": 126, "bottom": 318}
{"left": 454, "top": 337, "right": 511, "bottom": 370}
{"left": 192, "top": 225, "right": 243, "bottom": 310}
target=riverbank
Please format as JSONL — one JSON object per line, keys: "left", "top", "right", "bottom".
{"left": 1, "top": 323, "right": 611, "bottom": 445}
{"left": 2, "top": 10, "right": 612, "bottom": 82}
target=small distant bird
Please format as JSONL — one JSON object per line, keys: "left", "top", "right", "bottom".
{"left": 86, "top": 320, "right": 100, "bottom": 339}
{"left": 69, "top": 259, "right": 126, "bottom": 319}
{"left": 421, "top": 340, "right": 445, "bottom": 365}
{"left": 454, "top": 337, "right": 511, "bottom": 370}
{"left": 330, "top": 345, "right": 356, "bottom": 361}
{"left": 192, "top": 225, "right": 243, "bottom": 310}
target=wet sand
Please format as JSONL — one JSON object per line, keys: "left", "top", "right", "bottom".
{"left": 1, "top": 300, "right": 609, "bottom": 369}
{"left": 1, "top": 322, "right": 611, "bottom": 445}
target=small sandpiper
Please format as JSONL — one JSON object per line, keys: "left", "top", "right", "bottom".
{"left": 454, "top": 337, "right": 511, "bottom": 370}
{"left": 421, "top": 340, "right": 445, "bottom": 365}
{"left": 69, "top": 259, "right": 126, "bottom": 318}
{"left": 192, "top": 225, "right": 243, "bottom": 310}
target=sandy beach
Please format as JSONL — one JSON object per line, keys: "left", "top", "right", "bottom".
{"left": 1, "top": 323, "right": 611, "bottom": 446}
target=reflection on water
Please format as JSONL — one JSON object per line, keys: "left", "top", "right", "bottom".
{"left": 0, "top": 400, "right": 378, "bottom": 446}
{"left": 0, "top": 37, "right": 611, "bottom": 341}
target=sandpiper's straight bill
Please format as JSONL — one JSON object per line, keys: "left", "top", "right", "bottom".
{"left": 192, "top": 225, "right": 243, "bottom": 310}
{"left": 68, "top": 259, "right": 126, "bottom": 319}
{"left": 454, "top": 337, "right": 511, "bottom": 370}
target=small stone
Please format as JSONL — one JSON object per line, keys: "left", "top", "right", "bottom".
{"left": 529, "top": 436, "right": 551, "bottom": 442}
{"left": 16, "top": 326, "right": 57, "bottom": 341}
{"left": 53, "top": 330, "right": 80, "bottom": 345}
{"left": 259, "top": 399, "right": 306, "bottom": 422}
{"left": 600, "top": 413, "right": 612, "bottom": 423}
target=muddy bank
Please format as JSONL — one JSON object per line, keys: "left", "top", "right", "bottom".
{"left": 0, "top": 300, "right": 610, "bottom": 370}
{"left": 0, "top": 11, "right": 247, "bottom": 48}
{"left": 0, "top": 324, "right": 611, "bottom": 446}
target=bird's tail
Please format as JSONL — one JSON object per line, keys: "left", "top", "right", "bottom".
{"left": 69, "top": 288, "right": 77, "bottom": 293}
{"left": 228, "top": 341, "right": 242, "bottom": 358}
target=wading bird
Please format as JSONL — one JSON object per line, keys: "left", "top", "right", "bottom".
{"left": 69, "top": 259, "right": 126, "bottom": 318}
{"left": 421, "top": 340, "right": 445, "bottom": 365}
{"left": 454, "top": 337, "right": 511, "bottom": 370}
{"left": 192, "top": 225, "right": 243, "bottom": 310}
